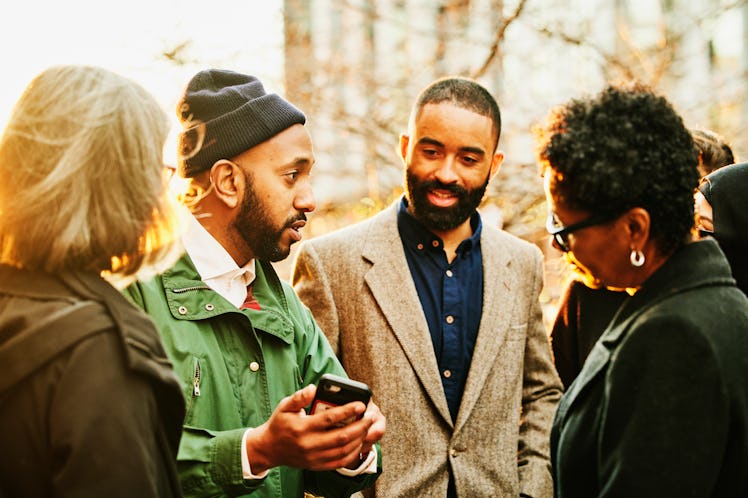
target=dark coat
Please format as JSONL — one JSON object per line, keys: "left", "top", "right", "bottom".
{"left": 699, "top": 161, "right": 748, "bottom": 296}
{"left": 550, "top": 280, "right": 629, "bottom": 389}
{"left": 551, "top": 239, "right": 748, "bottom": 498}
{"left": 0, "top": 265, "right": 185, "bottom": 498}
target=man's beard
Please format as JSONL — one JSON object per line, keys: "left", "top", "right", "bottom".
{"left": 405, "top": 169, "right": 489, "bottom": 231}
{"left": 233, "top": 175, "right": 306, "bottom": 262}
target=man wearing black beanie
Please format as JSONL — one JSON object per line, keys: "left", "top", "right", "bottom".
{"left": 126, "top": 69, "right": 384, "bottom": 498}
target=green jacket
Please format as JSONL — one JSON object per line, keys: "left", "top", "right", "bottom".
{"left": 125, "top": 254, "right": 380, "bottom": 498}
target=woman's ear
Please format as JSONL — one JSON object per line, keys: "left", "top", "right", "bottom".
{"left": 623, "top": 207, "right": 651, "bottom": 248}
{"left": 209, "top": 160, "right": 243, "bottom": 209}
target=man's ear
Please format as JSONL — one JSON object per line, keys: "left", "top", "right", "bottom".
{"left": 489, "top": 150, "right": 504, "bottom": 181}
{"left": 209, "top": 160, "right": 243, "bottom": 209}
{"left": 399, "top": 133, "right": 410, "bottom": 166}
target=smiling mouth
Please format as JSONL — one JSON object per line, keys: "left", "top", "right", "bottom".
{"left": 427, "top": 189, "right": 458, "bottom": 207}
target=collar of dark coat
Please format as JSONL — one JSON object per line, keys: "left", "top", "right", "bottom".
{"left": 0, "top": 264, "right": 179, "bottom": 387}
{"left": 556, "top": 238, "right": 735, "bottom": 422}
{"left": 160, "top": 255, "right": 294, "bottom": 345}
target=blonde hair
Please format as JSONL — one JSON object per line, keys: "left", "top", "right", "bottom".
{"left": 0, "top": 65, "right": 183, "bottom": 278}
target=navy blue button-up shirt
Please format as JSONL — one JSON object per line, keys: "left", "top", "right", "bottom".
{"left": 397, "top": 198, "right": 484, "bottom": 423}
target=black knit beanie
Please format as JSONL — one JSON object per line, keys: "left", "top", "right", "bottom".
{"left": 176, "top": 69, "right": 306, "bottom": 177}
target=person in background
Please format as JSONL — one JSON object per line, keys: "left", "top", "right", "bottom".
{"left": 550, "top": 126, "right": 736, "bottom": 388}
{"left": 0, "top": 65, "right": 185, "bottom": 497}
{"left": 125, "top": 69, "right": 383, "bottom": 498}
{"left": 538, "top": 82, "right": 748, "bottom": 497}
{"left": 692, "top": 127, "right": 735, "bottom": 176}
{"left": 548, "top": 281, "right": 627, "bottom": 389}
{"left": 293, "top": 76, "right": 562, "bottom": 498}
{"left": 696, "top": 161, "right": 748, "bottom": 295}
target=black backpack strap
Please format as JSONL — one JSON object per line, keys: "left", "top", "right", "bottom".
{"left": 0, "top": 300, "right": 113, "bottom": 393}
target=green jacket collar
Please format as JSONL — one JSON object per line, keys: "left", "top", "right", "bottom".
{"left": 160, "top": 255, "right": 295, "bottom": 345}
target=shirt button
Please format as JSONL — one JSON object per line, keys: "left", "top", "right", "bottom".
{"left": 443, "top": 369, "right": 452, "bottom": 378}
{"left": 446, "top": 270, "right": 453, "bottom": 277}
{"left": 178, "top": 306, "right": 188, "bottom": 315}
{"left": 450, "top": 448, "right": 457, "bottom": 457}
{"left": 445, "top": 315, "right": 454, "bottom": 324}
{"left": 205, "top": 303, "right": 215, "bottom": 311}
{"left": 417, "top": 243, "right": 424, "bottom": 250}
{"left": 432, "top": 240, "right": 439, "bottom": 247}
{"left": 249, "top": 362, "right": 260, "bottom": 372}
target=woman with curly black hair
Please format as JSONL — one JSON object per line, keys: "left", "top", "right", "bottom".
{"left": 549, "top": 125, "right": 737, "bottom": 390}
{"left": 536, "top": 82, "right": 748, "bottom": 497}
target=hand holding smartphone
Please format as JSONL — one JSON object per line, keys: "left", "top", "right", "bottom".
{"left": 309, "top": 373, "right": 372, "bottom": 427}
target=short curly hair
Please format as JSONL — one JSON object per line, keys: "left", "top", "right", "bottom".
{"left": 535, "top": 82, "right": 699, "bottom": 255}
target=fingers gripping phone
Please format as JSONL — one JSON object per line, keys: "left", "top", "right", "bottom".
{"left": 309, "top": 373, "right": 372, "bottom": 427}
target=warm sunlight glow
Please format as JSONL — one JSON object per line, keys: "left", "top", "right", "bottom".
{"left": 0, "top": 0, "right": 285, "bottom": 138}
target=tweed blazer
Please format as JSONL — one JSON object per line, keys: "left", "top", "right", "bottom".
{"left": 292, "top": 202, "right": 562, "bottom": 497}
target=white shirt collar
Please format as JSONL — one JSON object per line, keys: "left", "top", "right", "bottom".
{"left": 182, "top": 214, "right": 256, "bottom": 307}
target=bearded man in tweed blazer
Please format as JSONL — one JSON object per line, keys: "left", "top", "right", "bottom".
{"left": 292, "top": 77, "right": 562, "bottom": 498}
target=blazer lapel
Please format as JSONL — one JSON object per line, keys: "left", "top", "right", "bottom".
{"left": 362, "top": 205, "right": 453, "bottom": 426}
{"left": 453, "top": 232, "right": 515, "bottom": 432}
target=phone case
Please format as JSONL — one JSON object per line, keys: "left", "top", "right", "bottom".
{"left": 310, "top": 373, "right": 372, "bottom": 419}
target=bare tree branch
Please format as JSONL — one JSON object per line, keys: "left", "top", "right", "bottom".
{"left": 535, "top": 26, "right": 641, "bottom": 81}
{"left": 160, "top": 41, "right": 193, "bottom": 66}
{"left": 471, "top": 0, "right": 529, "bottom": 79}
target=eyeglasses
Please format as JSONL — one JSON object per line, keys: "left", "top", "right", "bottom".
{"left": 546, "top": 212, "right": 615, "bottom": 252}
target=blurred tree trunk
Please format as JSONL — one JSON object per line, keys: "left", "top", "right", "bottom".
{"left": 471, "top": 0, "right": 529, "bottom": 100}
{"left": 330, "top": 2, "right": 345, "bottom": 123}
{"left": 363, "top": 0, "right": 380, "bottom": 202}
{"left": 487, "top": 0, "right": 505, "bottom": 99}
{"left": 436, "top": 0, "right": 471, "bottom": 76}
{"left": 743, "top": 2, "right": 748, "bottom": 127}
{"left": 393, "top": 0, "right": 411, "bottom": 116}
{"left": 284, "top": 0, "right": 314, "bottom": 113}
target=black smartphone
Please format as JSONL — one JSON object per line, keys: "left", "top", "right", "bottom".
{"left": 309, "top": 373, "right": 372, "bottom": 425}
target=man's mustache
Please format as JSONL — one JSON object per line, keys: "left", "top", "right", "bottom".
{"left": 284, "top": 212, "right": 308, "bottom": 228}
{"left": 421, "top": 180, "right": 467, "bottom": 196}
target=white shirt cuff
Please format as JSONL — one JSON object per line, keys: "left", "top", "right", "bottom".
{"left": 335, "top": 447, "right": 378, "bottom": 476}
{"left": 241, "top": 428, "right": 269, "bottom": 480}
